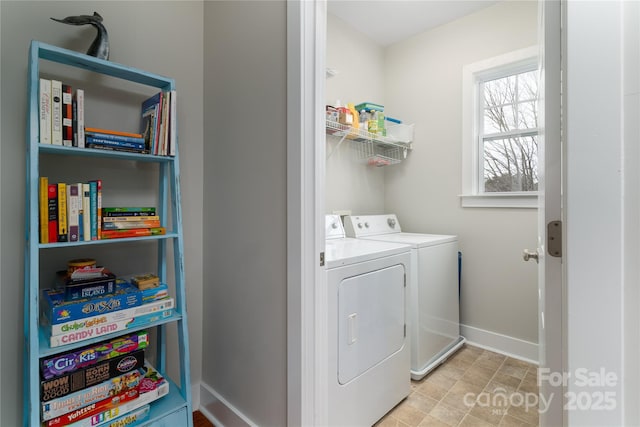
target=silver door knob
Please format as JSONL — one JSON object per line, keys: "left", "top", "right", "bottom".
{"left": 523, "top": 249, "right": 539, "bottom": 263}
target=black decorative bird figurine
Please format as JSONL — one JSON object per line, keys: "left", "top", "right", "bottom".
{"left": 50, "top": 12, "right": 109, "bottom": 60}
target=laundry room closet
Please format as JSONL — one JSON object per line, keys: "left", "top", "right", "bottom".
{"left": 325, "top": 0, "right": 540, "bottom": 361}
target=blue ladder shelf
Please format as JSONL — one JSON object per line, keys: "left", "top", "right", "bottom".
{"left": 24, "top": 41, "right": 193, "bottom": 427}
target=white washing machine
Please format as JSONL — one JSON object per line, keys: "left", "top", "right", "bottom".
{"left": 344, "top": 214, "right": 465, "bottom": 380}
{"left": 322, "top": 215, "right": 411, "bottom": 426}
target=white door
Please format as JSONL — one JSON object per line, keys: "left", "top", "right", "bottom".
{"left": 536, "top": 1, "right": 564, "bottom": 425}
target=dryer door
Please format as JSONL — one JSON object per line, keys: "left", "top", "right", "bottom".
{"left": 338, "top": 264, "right": 406, "bottom": 385}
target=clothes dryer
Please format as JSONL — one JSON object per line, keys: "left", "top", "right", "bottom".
{"left": 344, "top": 214, "right": 465, "bottom": 380}
{"left": 323, "top": 215, "right": 411, "bottom": 426}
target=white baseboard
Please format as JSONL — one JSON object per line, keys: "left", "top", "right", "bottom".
{"left": 460, "top": 323, "right": 539, "bottom": 364}
{"left": 199, "top": 382, "right": 255, "bottom": 427}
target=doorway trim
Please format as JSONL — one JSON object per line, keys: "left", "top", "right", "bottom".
{"left": 287, "top": 0, "right": 326, "bottom": 425}
{"left": 289, "top": 0, "right": 564, "bottom": 424}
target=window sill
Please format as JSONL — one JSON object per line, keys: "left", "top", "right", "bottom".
{"left": 460, "top": 193, "right": 538, "bottom": 209}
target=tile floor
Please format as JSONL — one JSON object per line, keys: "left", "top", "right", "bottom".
{"left": 376, "top": 344, "right": 539, "bottom": 427}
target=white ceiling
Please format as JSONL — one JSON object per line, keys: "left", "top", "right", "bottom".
{"left": 327, "top": 0, "right": 500, "bottom": 46}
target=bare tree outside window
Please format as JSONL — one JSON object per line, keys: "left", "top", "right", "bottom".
{"left": 480, "top": 69, "right": 538, "bottom": 192}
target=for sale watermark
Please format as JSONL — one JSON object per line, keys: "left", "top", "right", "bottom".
{"left": 462, "top": 367, "right": 618, "bottom": 414}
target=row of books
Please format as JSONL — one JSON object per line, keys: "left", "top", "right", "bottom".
{"left": 39, "top": 330, "right": 168, "bottom": 426}
{"left": 140, "top": 90, "right": 176, "bottom": 156}
{"left": 39, "top": 178, "right": 102, "bottom": 244}
{"left": 39, "top": 77, "right": 176, "bottom": 156}
{"left": 38, "top": 178, "right": 165, "bottom": 244}
{"left": 39, "top": 78, "right": 83, "bottom": 147}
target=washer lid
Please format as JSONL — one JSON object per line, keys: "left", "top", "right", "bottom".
{"left": 360, "top": 232, "right": 457, "bottom": 248}
{"left": 325, "top": 238, "right": 410, "bottom": 268}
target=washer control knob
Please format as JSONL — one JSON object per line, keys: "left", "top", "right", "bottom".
{"left": 331, "top": 222, "right": 338, "bottom": 229}
{"left": 388, "top": 218, "right": 396, "bottom": 228}
{"left": 364, "top": 222, "right": 369, "bottom": 228}
{"left": 357, "top": 223, "right": 363, "bottom": 229}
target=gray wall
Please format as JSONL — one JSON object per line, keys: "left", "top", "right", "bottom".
{"left": 384, "top": 1, "right": 539, "bottom": 345}
{"left": 202, "top": 1, "right": 287, "bottom": 426}
{"left": 0, "top": 2, "right": 204, "bottom": 425}
{"left": 326, "top": 14, "right": 386, "bottom": 214}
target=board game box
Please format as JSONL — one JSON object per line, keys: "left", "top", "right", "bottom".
{"left": 41, "top": 349, "right": 144, "bottom": 402}
{"left": 41, "top": 331, "right": 149, "bottom": 380}
{"left": 49, "top": 298, "right": 174, "bottom": 336}
{"left": 42, "top": 369, "right": 141, "bottom": 421}
{"left": 49, "top": 309, "right": 173, "bottom": 348}
{"left": 42, "top": 282, "right": 142, "bottom": 325}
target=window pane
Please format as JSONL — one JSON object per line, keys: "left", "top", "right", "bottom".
{"left": 516, "top": 101, "right": 537, "bottom": 129}
{"left": 484, "top": 75, "right": 515, "bottom": 106}
{"left": 483, "top": 136, "right": 538, "bottom": 192}
{"left": 484, "top": 105, "right": 515, "bottom": 133}
{"left": 518, "top": 70, "right": 538, "bottom": 101}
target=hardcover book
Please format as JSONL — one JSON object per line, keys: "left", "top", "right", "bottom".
{"left": 89, "top": 181, "right": 98, "bottom": 240}
{"left": 62, "top": 84, "right": 73, "bottom": 147}
{"left": 82, "top": 184, "right": 90, "bottom": 242}
{"left": 140, "top": 92, "right": 162, "bottom": 155}
{"left": 85, "top": 137, "right": 145, "bottom": 150}
{"left": 84, "top": 128, "right": 143, "bottom": 138}
{"left": 75, "top": 89, "right": 85, "bottom": 148}
{"left": 102, "top": 220, "right": 161, "bottom": 230}
{"left": 102, "top": 215, "right": 159, "bottom": 223}
{"left": 40, "top": 79, "right": 52, "bottom": 144}
{"left": 48, "top": 183, "right": 58, "bottom": 243}
{"left": 93, "top": 180, "right": 102, "bottom": 240}
{"left": 40, "top": 177, "right": 49, "bottom": 243}
{"left": 169, "top": 89, "right": 177, "bottom": 156}
{"left": 100, "top": 227, "right": 166, "bottom": 239}
{"left": 102, "top": 207, "right": 156, "bottom": 217}
{"left": 51, "top": 79, "right": 63, "bottom": 146}
{"left": 57, "top": 183, "right": 68, "bottom": 242}
{"left": 67, "top": 183, "right": 80, "bottom": 242}
{"left": 84, "top": 132, "right": 145, "bottom": 145}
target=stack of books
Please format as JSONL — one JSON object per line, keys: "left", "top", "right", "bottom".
{"left": 39, "top": 330, "right": 168, "bottom": 427}
{"left": 101, "top": 207, "right": 165, "bottom": 240}
{"left": 85, "top": 127, "right": 146, "bottom": 154}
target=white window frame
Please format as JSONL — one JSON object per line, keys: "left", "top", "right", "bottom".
{"left": 461, "top": 46, "right": 539, "bottom": 208}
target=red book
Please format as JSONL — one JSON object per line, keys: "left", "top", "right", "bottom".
{"left": 100, "top": 227, "right": 166, "bottom": 239}
{"left": 47, "top": 184, "right": 58, "bottom": 243}
{"left": 62, "top": 84, "right": 73, "bottom": 147}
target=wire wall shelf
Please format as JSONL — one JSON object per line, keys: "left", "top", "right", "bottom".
{"left": 325, "top": 120, "right": 412, "bottom": 165}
